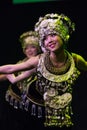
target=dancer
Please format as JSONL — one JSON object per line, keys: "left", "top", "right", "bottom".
{"left": 0, "top": 13, "right": 87, "bottom": 129}
{"left": 2, "top": 31, "right": 41, "bottom": 111}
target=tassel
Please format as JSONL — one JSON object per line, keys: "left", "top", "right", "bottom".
{"left": 21, "top": 93, "right": 27, "bottom": 105}
{"left": 38, "top": 106, "right": 42, "bottom": 118}
{"left": 19, "top": 101, "right": 23, "bottom": 110}
{"left": 14, "top": 100, "right": 18, "bottom": 109}
{"left": 5, "top": 93, "right": 10, "bottom": 102}
{"left": 31, "top": 104, "right": 36, "bottom": 116}
{"left": 24, "top": 99, "right": 29, "bottom": 111}
{"left": 9, "top": 96, "right": 14, "bottom": 106}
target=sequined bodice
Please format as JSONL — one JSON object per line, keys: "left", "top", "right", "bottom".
{"left": 36, "top": 51, "right": 80, "bottom": 127}
{"left": 36, "top": 51, "right": 80, "bottom": 96}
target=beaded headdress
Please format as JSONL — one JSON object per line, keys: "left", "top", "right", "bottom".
{"left": 35, "top": 13, "right": 75, "bottom": 47}
{"left": 19, "top": 31, "right": 40, "bottom": 51}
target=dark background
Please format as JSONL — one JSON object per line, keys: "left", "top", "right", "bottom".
{"left": 0, "top": 0, "right": 87, "bottom": 130}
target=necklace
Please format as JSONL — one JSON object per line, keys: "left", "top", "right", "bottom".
{"left": 44, "top": 51, "right": 71, "bottom": 75}
{"left": 37, "top": 51, "right": 80, "bottom": 82}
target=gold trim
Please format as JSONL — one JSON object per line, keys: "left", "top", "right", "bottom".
{"left": 37, "top": 51, "right": 77, "bottom": 82}
{"left": 6, "top": 85, "right": 21, "bottom": 101}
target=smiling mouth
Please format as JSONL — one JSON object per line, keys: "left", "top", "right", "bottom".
{"left": 49, "top": 43, "right": 56, "bottom": 48}
{"left": 28, "top": 52, "right": 33, "bottom": 55}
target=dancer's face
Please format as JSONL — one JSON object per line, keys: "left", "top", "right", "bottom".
{"left": 24, "top": 44, "right": 38, "bottom": 58}
{"left": 43, "top": 34, "right": 63, "bottom": 52}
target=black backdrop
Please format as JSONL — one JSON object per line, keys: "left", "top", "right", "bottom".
{"left": 0, "top": 0, "right": 87, "bottom": 130}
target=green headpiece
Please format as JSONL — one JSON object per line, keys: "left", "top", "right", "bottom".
{"left": 19, "top": 31, "right": 39, "bottom": 51}
{"left": 35, "top": 13, "right": 75, "bottom": 47}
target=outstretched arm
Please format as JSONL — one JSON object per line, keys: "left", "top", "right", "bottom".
{"left": 72, "top": 53, "right": 87, "bottom": 71}
{"left": 0, "top": 56, "right": 39, "bottom": 74}
{"left": 6, "top": 68, "right": 36, "bottom": 84}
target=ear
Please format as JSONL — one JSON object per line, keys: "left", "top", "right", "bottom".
{"left": 41, "top": 46, "right": 47, "bottom": 53}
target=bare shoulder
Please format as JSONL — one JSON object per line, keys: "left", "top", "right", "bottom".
{"left": 25, "top": 54, "right": 41, "bottom": 67}
{"left": 71, "top": 52, "right": 87, "bottom": 71}
{"left": 72, "top": 52, "right": 85, "bottom": 61}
